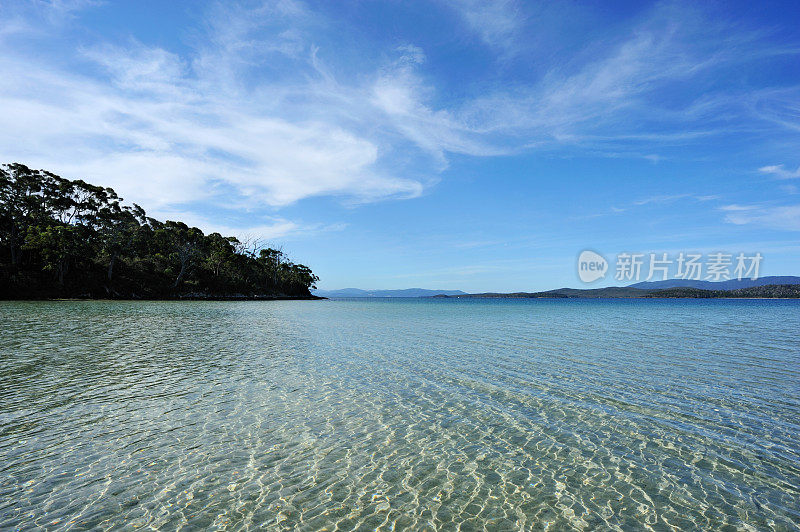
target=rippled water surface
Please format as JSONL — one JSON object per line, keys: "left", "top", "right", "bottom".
{"left": 1, "top": 298, "right": 799, "bottom": 530}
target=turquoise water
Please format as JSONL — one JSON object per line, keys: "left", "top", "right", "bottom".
{"left": 1, "top": 298, "right": 799, "bottom": 530}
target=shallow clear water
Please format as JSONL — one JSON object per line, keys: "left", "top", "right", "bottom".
{"left": 1, "top": 298, "right": 799, "bottom": 530}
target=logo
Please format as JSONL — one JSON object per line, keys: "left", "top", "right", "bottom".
{"left": 578, "top": 250, "right": 608, "bottom": 283}
{"left": 576, "top": 250, "right": 763, "bottom": 283}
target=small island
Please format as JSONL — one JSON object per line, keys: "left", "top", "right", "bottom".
{"left": 0, "top": 163, "right": 320, "bottom": 300}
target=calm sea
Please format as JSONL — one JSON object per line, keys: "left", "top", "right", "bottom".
{"left": 1, "top": 299, "right": 798, "bottom": 530}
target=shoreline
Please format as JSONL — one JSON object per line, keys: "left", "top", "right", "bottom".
{"left": 1, "top": 295, "right": 327, "bottom": 302}
{"left": 4, "top": 294, "right": 798, "bottom": 302}
{"left": 432, "top": 283, "right": 800, "bottom": 300}
{"left": 434, "top": 295, "right": 800, "bottom": 300}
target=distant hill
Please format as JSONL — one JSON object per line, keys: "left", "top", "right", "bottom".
{"left": 435, "top": 284, "right": 800, "bottom": 299}
{"left": 642, "top": 284, "right": 800, "bottom": 298}
{"left": 629, "top": 276, "right": 800, "bottom": 290}
{"left": 312, "top": 288, "right": 467, "bottom": 298}
{"left": 441, "top": 287, "right": 649, "bottom": 298}
{"left": 314, "top": 277, "right": 800, "bottom": 299}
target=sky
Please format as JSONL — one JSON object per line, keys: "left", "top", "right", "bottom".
{"left": 1, "top": 0, "right": 799, "bottom": 292}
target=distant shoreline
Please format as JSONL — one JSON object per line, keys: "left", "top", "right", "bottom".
{"left": 432, "top": 296, "right": 799, "bottom": 300}
{"left": 313, "top": 278, "right": 800, "bottom": 300}
{"left": 432, "top": 284, "right": 800, "bottom": 299}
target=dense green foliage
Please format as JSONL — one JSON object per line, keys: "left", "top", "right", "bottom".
{"left": 0, "top": 163, "right": 319, "bottom": 299}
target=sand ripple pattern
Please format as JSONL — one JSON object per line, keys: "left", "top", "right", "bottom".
{"left": 1, "top": 299, "right": 799, "bottom": 530}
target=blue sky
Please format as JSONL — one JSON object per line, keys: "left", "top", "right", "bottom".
{"left": 1, "top": 0, "right": 799, "bottom": 291}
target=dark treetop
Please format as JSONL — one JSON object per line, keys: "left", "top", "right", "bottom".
{"left": 0, "top": 163, "right": 319, "bottom": 300}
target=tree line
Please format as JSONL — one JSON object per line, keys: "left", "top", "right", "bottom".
{"left": 0, "top": 163, "right": 319, "bottom": 299}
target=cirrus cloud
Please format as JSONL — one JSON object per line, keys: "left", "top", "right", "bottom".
{"left": 1, "top": 0, "right": 799, "bottom": 236}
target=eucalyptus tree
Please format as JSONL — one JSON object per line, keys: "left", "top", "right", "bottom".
{"left": 0, "top": 163, "right": 48, "bottom": 265}
{"left": 1, "top": 163, "right": 320, "bottom": 298}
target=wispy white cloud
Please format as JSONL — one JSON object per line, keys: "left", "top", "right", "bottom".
{"left": 0, "top": 11, "right": 426, "bottom": 211}
{"left": 589, "top": 194, "right": 721, "bottom": 219}
{"left": 451, "top": 239, "right": 509, "bottom": 250}
{"left": 1, "top": 0, "right": 799, "bottom": 240}
{"left": 151, "top": 209, "right": 346, "bottom": 242}
{"left": 720, "top": 204, "right": 759, "bottom": 212}
{"left": 444, "top": 0, "right": 522, "bottom": 50}
{"left": 759, "top": 164, "right": 800, "bottom": 179}
{"left": 749, "top": 87, "right": 800, "bottom": 132}
{"left": 452, "top": 4, "right": 800, "bottom": 150}
{"left": 633, "top": 194, "right": 694, "bottom": 206}
{"left": 723, "top": 204, "right": 800, "bottom": 231}
{"left": 370, "top": 46, "right": 503, "bottom": 164}
{"left": 0, "top": 0, "right": 100, "bottom": 39}
{"left": 633, "top": 194, "right": 721, "bottom": 206}
{"left": 0, "top": 52, "right": 425, "bottom": 209}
